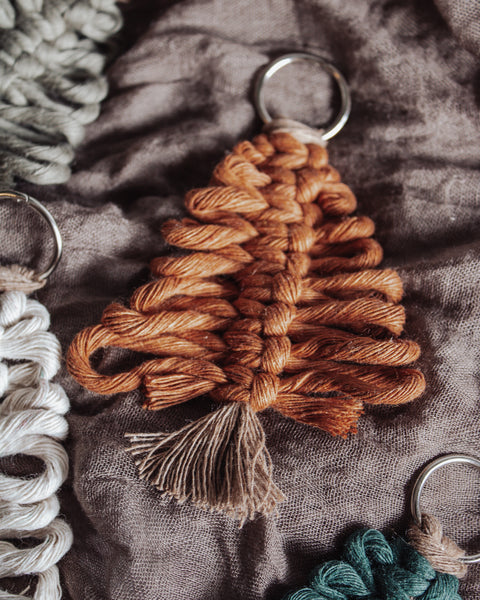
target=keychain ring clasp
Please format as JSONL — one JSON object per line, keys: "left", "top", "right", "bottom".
{"left": 410, "top": 453, "right": 480, "bottom": 564}
{"left": 254, "top": 52, "right": 351, "bottom": 140}
{"left": 0, "top": 190, "right": 62, "bottom": 280}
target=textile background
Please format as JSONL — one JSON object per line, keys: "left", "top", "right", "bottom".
{"left": 1, "top": 0, "right": 480, "bottom": 598}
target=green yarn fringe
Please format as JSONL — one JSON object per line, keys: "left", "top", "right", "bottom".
{"left": 285, "top": 529, "right": 462, "bottom": 600}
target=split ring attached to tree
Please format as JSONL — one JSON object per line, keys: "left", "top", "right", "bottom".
{"left": 67, "top": 52, "right": 425, "bottom": 522}
{"left": 254, "top": 52, "right": 352, "bottom": 143}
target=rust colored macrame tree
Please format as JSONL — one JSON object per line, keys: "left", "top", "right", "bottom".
{"left": 68, "top": 132, "right": 425, "bottom": 521}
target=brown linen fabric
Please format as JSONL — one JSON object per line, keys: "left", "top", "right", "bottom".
{"left": 1, "top": 0, "right": 480, "bottom": 598}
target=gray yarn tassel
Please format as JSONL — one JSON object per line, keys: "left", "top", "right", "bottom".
{"left": 0, "top": 0, "right": 122, "bottom": 186}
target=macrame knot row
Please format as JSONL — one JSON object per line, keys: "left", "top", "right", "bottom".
{"left": 214, "top": 268, "right": 301, "bottom": 412}
{"left": 0, "top": 287, "right": 72, "bottom": 599}
{"left": 0, "top": 0, "right": 122, "bottom": 186}
{"left": 68, "top": 131, "right": 425, "bottom": 520}
{"left": 286, "top": 529, "right": 462, "bottom": 600}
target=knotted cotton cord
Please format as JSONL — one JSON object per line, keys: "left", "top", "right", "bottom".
{"left": 0, "top": 0, "right": 122, "bottom": 186}
{"left": 264, "top": 117, "right": 327, "bottom": 147}
{"left": 285, "top": 527, "right": 463, "bottom": 600}
{"left": 0, "top": 271, "right": 72, "bottom": 599}
{"left": 67, "top": 131, "right": 426, "bottom": 521}
{"left": 408, "top": 514, "right": 469, "bottom": 579}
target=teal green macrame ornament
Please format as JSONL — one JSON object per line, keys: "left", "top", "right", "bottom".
{"left": 285, "top": 454, "right": 480, "bottom": 600}
{"left": 286, "top": 529, "right": 461, "bottom": 600}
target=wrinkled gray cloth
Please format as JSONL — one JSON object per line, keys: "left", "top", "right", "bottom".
{"left": 1, "top": 0, "right": 480, "bottom": 598}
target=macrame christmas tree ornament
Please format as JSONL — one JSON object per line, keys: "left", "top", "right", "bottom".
{"left": 0, "top": 192, "right": 72, "bottom": 600}
{"left": 67, "top": 53, "right": 426, "bottom": 522}
{"left": 0, "top": 0, "right": 122, "bottom": 186}
{"left": 285, "top": 454, "right": 480, "bottom": 600}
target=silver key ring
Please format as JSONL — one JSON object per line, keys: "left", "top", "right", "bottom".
{"left": 410, "top": 453, "right": 480, "bottom": 564}
{"left": 0, "top": 190, "right": 62, "bottom": 280}
{"left": 253, "top": 52, "right": 351, "bottom": 140}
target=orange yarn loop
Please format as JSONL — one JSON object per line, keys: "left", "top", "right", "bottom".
{"left": 67, "top": 131, "right": 425, "bottom": 519}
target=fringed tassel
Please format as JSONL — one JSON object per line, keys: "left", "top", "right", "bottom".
{"left": 125, "top": 402, "right": 284, "bottom": 522}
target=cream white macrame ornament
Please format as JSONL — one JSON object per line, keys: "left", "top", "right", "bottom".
{"left": 0, "top": 192, "right": 72, "bottom": 600}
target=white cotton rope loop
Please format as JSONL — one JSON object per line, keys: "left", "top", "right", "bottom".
{"left": 264, "top": 117, "right": 327, "bottom": 147}
{"left": 0, "top": 290, "right": 72, "bottom": 600}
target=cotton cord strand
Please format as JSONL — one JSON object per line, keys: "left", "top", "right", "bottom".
{"left": 0, "top": 0, "right": 122, "bottom": 186}
{"left": 408, "top": 514, "right": 468, "bottom": 579}
{"left": 0, "top": 265, "right": 45, "bottom": 294}
{"left": 264, "top": 117, "right": 327, "bottom": 147}
{"left": 285, "top": 528, "right": 462, "bottom": 600}
{"left": 0, "top": 280, "right": 72, "bottom": 599}
{"left": 68, "top": 131, "right": 425, "bottom": 521}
